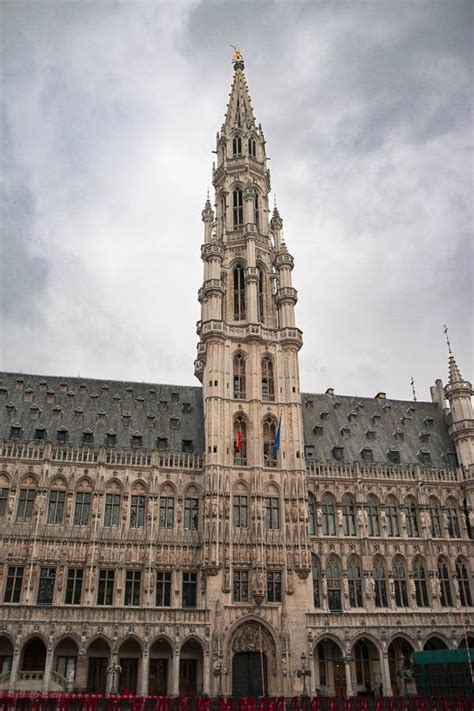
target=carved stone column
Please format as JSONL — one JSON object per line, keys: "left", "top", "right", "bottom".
{"left": 140, "top": 650, "right": 149, "bottom": 695}
{"left": 202, "top": 650, "right": 210, "bottom": 695}
{"left": 344, "top": 656, "right": 353, "bottom": 697}
{"left": 171, "top": 650, "right": 180, "bottom": 696}
{"left": 42, "top": 647, "right": 54, "bottom": 692}
{"left": 380, "top": 650, "right": 393, "bottom": 697}
{"left": 75, "top": 653, "right": 88, "bottom": 691}
{"left": 8, "top": 649, "right": 21, "bottom": 692}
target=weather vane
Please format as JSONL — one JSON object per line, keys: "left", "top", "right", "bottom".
{"left": 410, "top": 377, "right": 417, "bottom": 402}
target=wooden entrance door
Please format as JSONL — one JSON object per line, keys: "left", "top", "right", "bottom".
{"left": 179, "top": 659, "right": 197, "bottom": 696}
{"left": 149, "top": 658, "right": 168, "bottom": 695}
{"left": 334, "top": 660, "right": 347, "bottom": 696}
{"left": 119, "top": 658, "right": 138, "bottom": 694}
{"left": 232, "top": 652, "right": 268, "bottom": 696}
{"left": 87, "top": 657, "right": 107, "bottom": 694}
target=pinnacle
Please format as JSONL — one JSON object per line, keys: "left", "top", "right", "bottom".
{"left": 448, "top": 353, "right": 463, "bottom": 385}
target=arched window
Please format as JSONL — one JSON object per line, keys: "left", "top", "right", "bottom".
{"left": 233, "top": 188, "right": 243, "bottom": 228}
{"left": 456, "top": 559, "right": 472, "bottom": 607}
{"left": 386, "top": 496, "right": 400, "bottom": 537}
{"left": 248, "top": 137, "right": 256, "bottom": 157}
{"left": 405, "top": 497, "right": 419, "bottom": 537}
{"left": 322, "top": 493, "right": 336, "bottom": 536}
{"left": 257, "top": 267, "right": 265, "bottom": 322}
{"left": 261, "top": 356, "right": 274, "bottom": 401}
{"left": 393, "top": 557, "right": 409, "bottom": 607}
{"left": 367, "top": 495, "right": 380, "bottom": 536}
{"left": 413, "top": 558, "right": 429, "bottom": 607}
{"left": 232, "top": 135, "right": 242, "bottom": 156}
{"left": 308, "top": 496, "right": 316, "bottom": 535}
{"left": 354, "top": 641, "right": 371, "bottom": 687}
{"left": 326, "top": 556, "right": 342, "bottom": 612}
{"left": 233, "top": 264, "right": 246, "bottom": 320}
{"left": 255, "top": 194, "right": 260, "bottom": 229}
{"left": 374, "top": 557, "right": 388, "bottom": 607}
{"left": 233, "top": 353, "right": 246, "bottom": 399}
{"left": 445, "top": 498, "right": 460, "bottom": 538}
{"left": 234, "top": 415, "right": 247, "bottom": 466}
{"left": 438, "top": 558, "right": 453, "bottom": 607}
{"left": 47, "top": 488, "right": 65, "bottom": 525}
{"left": 348, "top": 557, "right": 363, "bottom": 607}
{"left": 428, "top": 497, "right": 442, "bottom": 538}
{"left": 263, "top": 416, "right": 277, "bottom": 467}
{"left": 220, "top": 194, "right": 227, "bottom": 234}
{"left": 342, "top": 494, "right": 356, "bottom": 536}
{"left": 312, "top": 557, "right": 321, "bottom": 607}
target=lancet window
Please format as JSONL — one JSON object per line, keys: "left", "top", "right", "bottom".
{"left": 263, "top": 416, "right": 277, "bottom": 468}
{"left": 233, "top": 353, "right": 246, "bottom": 399}
{"left": 233, "top": 264, "right": 246, "bottom": 320}
{"left": 261, "top": 355, "right": 274, "bottom": 400}
{"left": 234, "top": 414, "right": 247, "bottom": 466}
{"left": 233, "top": 188, "right": 243, "bottom": 228}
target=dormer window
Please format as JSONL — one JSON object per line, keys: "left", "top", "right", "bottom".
{"left": 232, "top": 135, "right": 242, "bottom": 156}
{"left": 159, "top": 400, "right": 168, "bottom": 412}
{"left": 170, "top": 418, "right": 179, "bottom": 430}
{"left": 182, "top": 402, "right": 192, "bottom": 413}
{"left": 387, "top": 448, "right": 401, "bottom": 464}
{"left": 171, "top": 392, "right": 179, "bottom": 403}
{"left": 366, "top": 429, "right": 376, "bottom": 441}
{"left": 57, "top": 427, "right": 68, "bottom": 444}
{"left": 313, "top": 425, "right": 323, "bottom": 437}
{"left": 34, "top": 427, "right": 46, "bottom": 442}
{"left": 10, "top": 424, "right": 22, "bottom": 440}
{"left": 182, "top": 439, "right": 193, "bottom": 453}
{"left": 340, "top": 426, "right": 351, "bottom": 439}
{"left": 418, "top": 449, "right": 431, "bottom": 466}
{"left": 333, "top": 400, "right": 341, "bottom": 409}
{"left": 332, "top": 446, "right": 344, "bottom": 462}
{"left": 305, "top": 399, "right": 314, "bottom": 409}
{"left": 82, "top": 430, "right": 94, "bottom": 446}
{"left": 360, "top": 447, "right": 374, "bottom": 463}
{"left": 106, "top": 431, "right": 117, "bottom": 448}
{"left": 157, "top": 437, "right": 168, "bottom": 451}
{"left": 423, "top": 416, "right": 434, "bottom": 427}
{"left": 304, "top": 445, "right": 315, "bottom": 460}
{"left": 248, "top": 137, "right": 256, "bottom": 157}
{"left": 320, "top": 411, "right": 329, "bottom": 420}
{"left": 371, "top": 412, "right": 381, "bottom": 423}
{"left": 393, "top": 429, "right": 404, "bottom": 441}
{"left": 131, "top": 432, "right": 143, "bottom": 448}
{"left": 348, "top": 410, "right": 358, "bottom": 422}
{"left": 444, "top": 450, "right": 458, "bottom": 468}
{"left": 418, "top": 430, "right": 430, "bottom": 442}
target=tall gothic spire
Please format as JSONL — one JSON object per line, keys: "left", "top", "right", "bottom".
{"left": 224, "top": 48, "right": 256, "bottom": 130}
{"left": 444, "top": 324, "right": 463, "bottom": 384}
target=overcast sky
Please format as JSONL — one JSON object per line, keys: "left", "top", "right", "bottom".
{"left": 1, "top": 0, "right": 472, "bottom": 401}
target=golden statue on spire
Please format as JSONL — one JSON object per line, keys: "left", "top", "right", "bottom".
{"left": 231, "top": 45, "right": 244, "bottom": 64}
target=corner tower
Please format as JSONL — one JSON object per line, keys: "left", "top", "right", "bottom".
{"left": 195, "top": 51, "right": 311, "bottom": 696}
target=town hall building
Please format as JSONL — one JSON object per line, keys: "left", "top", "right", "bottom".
{"left": 0, "top": 50, "right": 473, "bottom": 698}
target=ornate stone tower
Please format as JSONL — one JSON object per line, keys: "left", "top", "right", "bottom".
{"left": 194, "top": 50, "right": 312, "bottom": 696}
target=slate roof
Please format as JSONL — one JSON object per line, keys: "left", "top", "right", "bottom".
{"left": 301, "top": 392, "right": 455, "bottom": 469}
{"left": 0, "top": 372, "right": 205, "bottom": 454}
{"left": 0, "top": 372, "right": 455, "bottom": 467}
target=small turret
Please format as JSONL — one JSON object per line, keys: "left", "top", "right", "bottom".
{"left": 443, "top": 326, "right": 474, "bottom": 469}
{"left": 202, "top": 190, "right": 214, "bottom": 244}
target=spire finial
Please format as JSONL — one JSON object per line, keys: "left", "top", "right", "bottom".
{"left": 231, "top": 45, "right": 244, "bottom": 70}
{"left": 443, "top": 324, "right": 452, "bottom": 354}
{"left": 410, "top": 377, "right": 417, "bottom": 402}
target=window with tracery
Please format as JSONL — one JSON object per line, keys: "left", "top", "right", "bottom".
{"left": 257, "top": 267, "right": 265, "bottom": 322}
{"left": 326, "top": 557, "right": 342, "bottom": 612}
{"left": 405, "top": 497, "right": 419, "bottom": 537}
{"left": 263, "top": 416, "right": 277, "bottom": 467}
{"left": 374, "top": 558, "right": 388, "bottom": 607}
{"left": 322, "top": 493, "right": 336, "bottom": 536}
{"left": 342, "top": 494, "right": 356, "bottom": 536}
{"left": 232, "top": 135, "right": 242, "bottom": 156}
{"left": 233, "top": 264, "right": 246, "bottom": 320}
{"left": 233, "top": 353, "right": 246, "bottom": 399}
{"left": 393, "top": 557, "right": 409, "bottom": 607}
{"left": 445, "top": 498, "right": 460, "bottom": 538}
{"left": 367, "top": 495, "right": 380, "bottom": 536}
{"left": 234, "top": 414, "right": 247, "bottom": 466}
{"left": 413, "top": 559, "right": 429, "bottom": 607}
{"left": 438, "top": 558, "right": 453, "bottom": 607}
{"left": 348, "top": 557, "right": 363, "bottom": 607}
{"left": 261, "top": 356, "right": 274, "bottom": 401}
{"left": 233, "top": 188, "right": 243, "bottom": 228}
{"left": 386, "top": 496, "right": 400, "bottom": 537}
{"left": 428, "top": 498, "right": 442, "bottom": 538}
{"left": 456, "top": 559, "right": 472, "bottom": 607}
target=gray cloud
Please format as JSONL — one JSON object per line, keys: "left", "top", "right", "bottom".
{"left": 0, "top": 0, "right": 472, "bottom": 400}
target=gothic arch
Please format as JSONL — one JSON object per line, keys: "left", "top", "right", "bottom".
{"left": 159, "top": 481, "right": 177, "bottom": 496}
{"left": 19, "top": 473, "right": 38, "bottom": 487}
{"left": 350, "top": 632, "right": 383, "bottom": 653}
{"left": 311, "top": 633, "right": 344, "bottom": 655}
{"left": 75, "top": 476, "right": 93, "bottom": 491}
{"left": 85, "top": 634, "right": 112, "bottom": 652}
{"left": 226, "top": 617, "right": 279, "bottom": 678}
{"left": 117, "top": 633, "right": 144, "bottom": 652}
{"left": 149, "top": 633, "right": 175, "bottom": 650}
{"left": 423, "top": 633, "right": 451, "bottom": 650}
{"left": 386, "top": 631, "right": 417, "bottom": 649}
{"left": 105, "top": 477, "right": 123, "bottom": 493}
{"left": 49, "top": 475, "right": 68, "bottom": 490}
{"left": 131, "top": 479, "right": 148, "bottom": 494}
{"left": 54, "top": 631, "right": 81, "bottom": 649}
{"left": 179, "top": 634, "right": 208, "bottom": 653}
{"left": 0, "top": 470, "right": 11, "bottom": 486}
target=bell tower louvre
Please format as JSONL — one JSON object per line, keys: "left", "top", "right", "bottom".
{"left": 0, "top": 49, "right": 472, "bottom": 699}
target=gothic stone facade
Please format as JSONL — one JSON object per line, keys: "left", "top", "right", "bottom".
{"left": 0, "top": 54, "right": 473, "bottom": 698}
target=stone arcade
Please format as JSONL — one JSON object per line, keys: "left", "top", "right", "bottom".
{"left": 0, "top": 51, "right": 473, "bottom": 698}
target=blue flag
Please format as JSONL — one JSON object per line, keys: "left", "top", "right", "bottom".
{"left": 273, "top": 416, "right": 281, "bottom": 455}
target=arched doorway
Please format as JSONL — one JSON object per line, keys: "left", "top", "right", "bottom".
{"left": 86, "top": 637, "right": 110, "bottom": 693}
{"left": 179, "top": 639, "right": 203, "bottom": 696}
{"left": 424, "top": 637, "right": 448, "bottom": 651}
{"left": 313, "top": 638, "right": 346, "bottom": 697}
{"left": 53, "top": 637, "right": 79, "bottom": 690}
{"left": 352, "top": 638, "right": 381, "bottom": 696}
{"left": 388, "top": 637, "right": 415, "bottom": 696}
{"left": 0, "top": 636, "right": 13, "bottom": 680}
{"left": 458, "top": 636, "right": 474, "bottom": 649}
{"left": 149, "top": 637, "right": 173, "bottom": 695}
{"left": 118, "top": 638, "right": 141, "bottom": 695}
{"left": 230, "top": 621, "right": 275, "bottom": 697}
{"left": 21, "top": 637, "right": 46, "bottom": 677}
